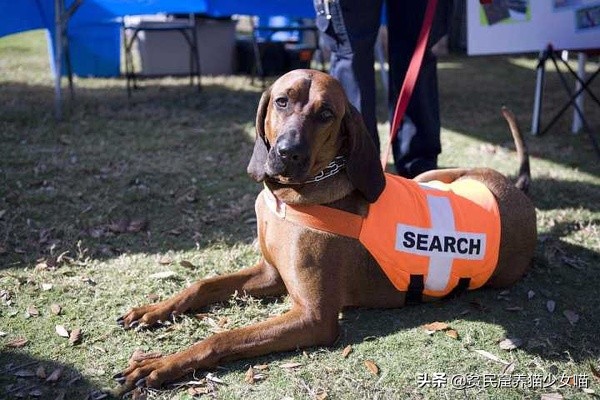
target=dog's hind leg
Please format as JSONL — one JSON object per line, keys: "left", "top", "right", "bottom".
{"left": 118, "top": 259, "right": 285, "bottom": 328}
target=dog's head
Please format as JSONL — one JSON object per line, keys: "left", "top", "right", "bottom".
{"left": 247, "top": 69, "right": 385, "bottom": 203}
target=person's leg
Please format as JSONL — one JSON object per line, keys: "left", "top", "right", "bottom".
{"left": 315, "top": 0, "right": 383, "bottom": 149}
{"left": 386, "top": 0, "right": 450, "bottom": 178}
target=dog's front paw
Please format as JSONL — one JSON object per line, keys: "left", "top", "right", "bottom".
{"left": 117, "top": 301, "right": 177, "bottom": 329}
{"left": 113, "top": 353, "right": 182, "bottom": 395}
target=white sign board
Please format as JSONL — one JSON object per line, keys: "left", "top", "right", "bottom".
{"left": 467, "top": 0, "right": 600, "bottom": 55}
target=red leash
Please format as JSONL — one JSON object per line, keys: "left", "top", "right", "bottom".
{"left": 381, "top": 0, "right": 439, "bottom": 168}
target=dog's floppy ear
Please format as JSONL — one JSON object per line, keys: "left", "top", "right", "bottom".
{"left": 247, "top": 87, "right": 272, "bottom": 182}
{"left": 342, "top": 102, "right": 385, "bottom": 203}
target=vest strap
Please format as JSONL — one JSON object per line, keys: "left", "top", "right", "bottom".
{"left": 261, "top": 188, "right": 364, "bottom": 239}
{"left": 442, "top": 277, "right": 471, "bottom": 300}
{"left": 283, "top": 203, "right": 363, "bottom": 239}
{"left": 405, "top": 274, "right": 424, "bottom": 305}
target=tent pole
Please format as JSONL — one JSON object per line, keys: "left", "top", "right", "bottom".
{"left": 53, "top": 0, "right": 63, "bottom": 120}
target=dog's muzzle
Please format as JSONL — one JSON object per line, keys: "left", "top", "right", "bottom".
{"left": 267, "top": 134, "right": 310, "bottom": 181}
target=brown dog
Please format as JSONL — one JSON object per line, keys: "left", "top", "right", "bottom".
{"left": 115, "top": 69, "right": 536, "bottom": 393}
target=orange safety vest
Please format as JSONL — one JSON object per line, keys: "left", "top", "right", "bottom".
{"left": 258, "top": 173, "right": 501, "bottom": 298}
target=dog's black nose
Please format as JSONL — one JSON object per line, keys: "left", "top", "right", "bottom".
{"left": 276, "top": 138, "right": 305, "bottom": 164}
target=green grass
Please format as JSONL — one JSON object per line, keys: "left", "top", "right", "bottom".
{"left": 1, "top": 30, "right": 599, "bottom": 399}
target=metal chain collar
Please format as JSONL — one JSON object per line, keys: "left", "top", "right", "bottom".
{"left": 305, "top": 155, "right": 346, "bottom": 183}
{"left": 275, "top": 156, "right": 346, "bottom": 185}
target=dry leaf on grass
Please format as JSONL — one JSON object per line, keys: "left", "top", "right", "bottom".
{"left": 364, "top": 360, "right": 379, "bottom": 375}
{"left": 46, "top": 367, "right": 63, "bottom": 383}
{"left": 148, "top": 271, "right": 177, "bottom": 280}
{"left": 108, "top": 218, "right": 147, "bottom": 234}
{"left": 502, "top": 362, "right": 516, "bottom": 374}
{"left": 56, "top": 250, "right": 71, "bottom": 265}
{"left": 445, "top": 329, "right": 459, "bottom": 340}
{"left": 561, "top": 256, "right": 588, "bottom": 270}
{"left": 41, "top": 283, "right": 53, "bottom": 291}
{"left": 69, "top": 328, "right": 82, "bottom": 345}
{"left": 474, "top": 349, "right": 509, "bottom": 365}
{"left": 546, "top": 300, "right": 556, "bottom": 313}
{"left": 563, "top": 310, "right": 579, "bottom": 325}
{"left": 422, "top": 321, "right": 449, "bottom": 332}
{"left": 146, "top": 293, "right": 159, "bottom": 302}
{"left": 206, "top": 373, "right": 225, "bottom": 384}
{"left": 14, "top": 369, "right": 36, "bottom": 377}
{"left": 35, "top": 261, "right": 50, "bottom": 271}
{"left": 244, "top": 366, "right": 266, "bottom": 384}
{"left": 204, "top": 317, "right": 230, "bottom": 333}
{"left": 81, "top": 277, "right": 96, "bottom": 286}
{"left": 280, "top": 362, "right": 302, "bottom": 369}
{"left": 527, "top": 290, "right": 535, "bottom": 300}
{"left": 158, "top": 256, "right": 172, "bottom": 265}
{"left": 499, "top": 337, "right": 523, "bottom": 351}
{"left": 127, "top": 219, "right": 148, "bottom": 233}
{"left": 504, "top": 306, "right": 523, "bottom": 312}
{"left": 540, "top": 392, "right": 563, "bottom": 400}
{"left": 26, "top": 305, "right": 40, "bottom": 317}
{"left": 590, "top": 363, "right": 600, "bottom": 380}
{"left": 423, "top": 321, "right": 459, "bottom": 339}
{"left": 90, "top": 390, "right": 109, "bottom": 399}
{"left": 244, "top": 366, "right": 256, "bottom": 384}
{"left": 55, "top": 325, "right": 69, "bottom": 338}
{"left": 179, "top": 260, "right": 195, "bottom": 269}
{"left": 5, "top": 337, "right": 28, "bottom": 348}
{"left": 341, "top": 345, "right": 353, "bottom": 358}
{"left": 188, "top": 386, "right": 210, "bottom": 396}
{"left": 315, "top": 389, "right": 328, "bottom": 400}
{"left": 36, "top": 365, "right": 47, "bottom": 379}
{"left": 562, "top": 376, "right": 577, "bottom": 387}
{"left": 50, "top": 304, "right": 61, "bottom": 315}
{"left": 108, "top": 219, "right": 129, "bottom": 234}
{"left": 58, "top": 134, "right": 72, "bottom": 145}
{"left": 131, "top": 388, "right": 147, "bottom": 400}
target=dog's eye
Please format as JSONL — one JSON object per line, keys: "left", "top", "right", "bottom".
{"left": 275, "top": 97, "right": 288, "bottom": 108}
{"left": 319, "top": 109, "right": 334, "bottom": 121}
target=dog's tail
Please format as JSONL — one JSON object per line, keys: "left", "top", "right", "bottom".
{"left": 501, "top": 106, "right": 531, "bottom": 193}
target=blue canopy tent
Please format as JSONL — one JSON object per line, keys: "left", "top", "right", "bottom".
{"left": 0, "top": 0, "right": 314, "bottom": 118}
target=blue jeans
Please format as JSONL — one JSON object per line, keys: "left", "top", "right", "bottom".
{"left": 314, "top": 0, "right": 449, "bottom": 178}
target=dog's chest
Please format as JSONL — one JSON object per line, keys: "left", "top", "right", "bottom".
{"left": 255, "top": 192, "right": 295, "bottom": 265}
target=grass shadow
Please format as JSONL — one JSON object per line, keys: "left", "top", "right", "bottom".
{"left": 531, "top": 177, "right": 600, "bottom": 212}
{"left": 337, "top": 233, "right": 599, "bottom": 364}
{"left": 0, "top": 350, "right": 113, "bottom": 399}
{"left": 1, "top": 80, "right": 263, "bottom": 268}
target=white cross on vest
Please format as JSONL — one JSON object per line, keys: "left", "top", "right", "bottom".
{"left": 394, "top": 194, "right": 487, "bottom": 292}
